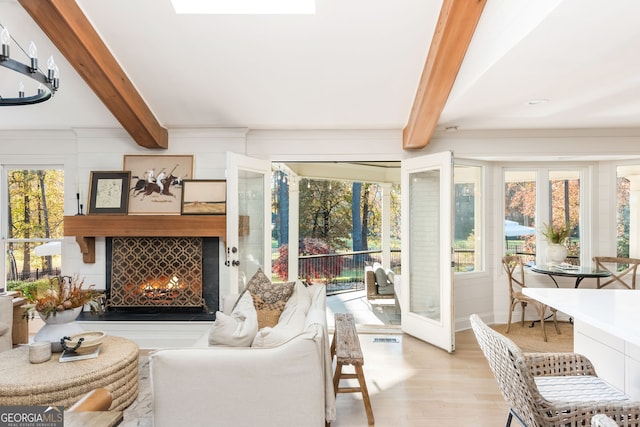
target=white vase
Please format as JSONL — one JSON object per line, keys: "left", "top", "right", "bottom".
{"left": 33, "top": 307, "right": 84, "bottom": 352}
{"left": 547, "top": 244, "right": 568, "bottom": 264}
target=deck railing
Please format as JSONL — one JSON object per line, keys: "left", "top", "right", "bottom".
{"left": 286, "top": 249, "right": 401, "bottom": 294}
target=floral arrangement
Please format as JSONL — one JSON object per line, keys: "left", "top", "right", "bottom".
{"left": 541, "top": 222, "right": 570, "bottom": 244}
{"left": 27, "top": 275, "right": 104, "bottom": 320}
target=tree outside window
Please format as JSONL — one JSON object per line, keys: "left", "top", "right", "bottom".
{"left": 5, "top": 168, "right": 64, "bottom": 282}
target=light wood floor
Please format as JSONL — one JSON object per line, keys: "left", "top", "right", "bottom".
{"left": 331, "top": 329, "right": 508, "bottom": 427}
{"left": 28, "top": 315, "right": 511, "bottom": 426}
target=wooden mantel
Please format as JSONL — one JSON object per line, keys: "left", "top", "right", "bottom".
{"left": 64, "top": 215, "right": 226, "bottom": 263}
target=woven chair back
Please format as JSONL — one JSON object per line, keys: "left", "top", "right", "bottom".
{"left": 470, "top": 314, "right": 545, "bottom": 427}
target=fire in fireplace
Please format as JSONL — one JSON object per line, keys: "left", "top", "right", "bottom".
{"left": 105, "top": 236, "right": 219, "bottom": 316}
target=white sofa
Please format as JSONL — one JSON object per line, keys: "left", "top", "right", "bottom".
{"left": 0, "top": 295, "right": 13, "bottom": 353}
{"left": 150, "top": 283, "right": 336, "bottom": 427}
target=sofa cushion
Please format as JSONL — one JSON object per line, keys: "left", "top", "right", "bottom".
{"left": 251, "top": 324, "right": 306, "bottom": 348}
{"left": 0, "top": 322, "right": 9, "bottom": 336}
{"left": 208, "top": 292, "right": 258, "bottom": 347}
{"left": 386, "top": 269, "right": 395, "bottom": 285}
{"left": 241, "top": 268, "right": 295, "bottom": 328}
{"left": 374, "top": 266, "right": 391, "bottom": 288}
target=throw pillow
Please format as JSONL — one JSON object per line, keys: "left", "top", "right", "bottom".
{"left": 208, "top": 291, "right": 258, "bottom": 347}
{"left": 386, "top": 269, "right": 395, "bottom": 285}
{"left": 374, "top": 266, "right": 391, "bottom": 288}
{"left": 242, "top": 268, "right": 295, "bottom": 328}
{"left": 277, "top": 280, "right": 312, "bottom": 325}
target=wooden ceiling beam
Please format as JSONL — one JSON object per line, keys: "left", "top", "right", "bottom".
{"left": 19, "top": 0, "right": 168, "bottom": 149}
{"left": 403, "top": 0, "right": 486, "bottom": 150}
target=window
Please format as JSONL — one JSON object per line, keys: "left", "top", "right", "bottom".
{"left": 616, "top": 165, "right": 638, "bottom": 258}
{"left": 504, "top": 167, "right": 584, "bottom": 265}
{"left": 504, "top": 170, "right": 537, "bottom": 263}
{"left": 454, "top": 164, "right": 483, "bottom": 272}
{"left": 2, "top": 167, "right": 64, "bottom": 287}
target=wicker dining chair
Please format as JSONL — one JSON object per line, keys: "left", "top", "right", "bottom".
{"left": 592, "top": 256, "right": 640, "bottom": 289}
{"left": 470, "top": 314, "right": 640, "bottom": 427}
{"left": 502, "top": 256, "right": 560, "bottom": 342}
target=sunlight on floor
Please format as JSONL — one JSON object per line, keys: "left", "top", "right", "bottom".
{"left": 326, "top": 289, "right": 401, "bottom": 330}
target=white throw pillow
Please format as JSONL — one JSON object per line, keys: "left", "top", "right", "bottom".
{"left": 386, "top": 269, "right": 395, "bottom": 284}
{"left": 252, "top": 281, "right": 310, "bottom": 348}
{"left": 277, "top": 280, "right": 312, "bottom": 325}
{"left": 208, "top": 292, "right": 258, "bottom": 347}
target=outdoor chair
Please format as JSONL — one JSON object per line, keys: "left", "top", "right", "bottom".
{"left": 469, "top": 314, "right": 640, "bottom": 427}
{"left": 502, "top": 256, "right": 559, "bottom": 342}
{"left": 592, "top": 256, "right": 640, "bottom": 289}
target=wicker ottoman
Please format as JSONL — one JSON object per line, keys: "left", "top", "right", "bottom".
{"left": 0, "top": 335, "right": 138, "bottom": 410}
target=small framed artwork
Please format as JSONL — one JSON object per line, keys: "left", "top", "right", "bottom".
{"left": 88, "top": 171, "right": 131, "bottom": 215}
{"left": 181, "top": 180, "right": 226, "bottom": 215}
{"left": 124, "top": 154, "right": 194, "bottom": 215}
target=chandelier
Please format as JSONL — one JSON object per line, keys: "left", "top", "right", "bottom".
{"left": 0, "top": 23, "right": 59, "bottom": 106}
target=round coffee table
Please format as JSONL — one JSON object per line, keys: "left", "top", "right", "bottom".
{"left": 0, "top": 335, "right": 139, "bottom": 410}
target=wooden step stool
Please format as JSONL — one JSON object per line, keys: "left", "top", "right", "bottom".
{"left": 331, "top": 313, "right": 374, "bottom": 425}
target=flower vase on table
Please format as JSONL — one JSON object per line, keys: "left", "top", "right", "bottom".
{"left": 27, "top": 275, "right": 104, "bottom": 352}
{"left": 541, "top": 222, "right": 571, "bottom": 265}
{"left": 33, "top": 307, "right": 84, "bottom": 352}
{"left": 547, "top": 243, "right": 568, "bottom": 265}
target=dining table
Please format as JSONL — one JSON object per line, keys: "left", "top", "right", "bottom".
{"left": 528, "top": 263, "right": 611, "bottom": 288}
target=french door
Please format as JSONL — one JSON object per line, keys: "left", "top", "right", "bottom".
{"left": 225, "top": 153, "right": 271, "bottom": 296}
{"left": 401, "top": 151, "right": 455, "bottom": 352}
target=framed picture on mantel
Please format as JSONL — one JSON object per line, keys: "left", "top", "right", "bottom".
{"left": 87, "top": 171, "right": 131, "bottom": 215}
{"left": 181, "top": 180, "right": 226, "bottom": 215}
{"left": 124, "top": 154, "right": 194, "bottom": 215}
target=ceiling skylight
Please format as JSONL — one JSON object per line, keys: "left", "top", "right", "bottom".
{"left": 170, "top": 0, "right": 316, "bottom": 15}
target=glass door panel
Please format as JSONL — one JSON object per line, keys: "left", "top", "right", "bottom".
{"left": 226, "top": 153, "right": 271, "bottom": 295}
{"left": 401, "top": 152, "right": 454, "bottom": 352}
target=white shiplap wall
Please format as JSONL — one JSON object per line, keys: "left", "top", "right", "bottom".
{"left": 2, "top": 126, "right": 640, "bottom": 343}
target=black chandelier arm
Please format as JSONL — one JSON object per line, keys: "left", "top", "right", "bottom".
{"left": 0, "top": 57, "right": 57, "bottom": 106}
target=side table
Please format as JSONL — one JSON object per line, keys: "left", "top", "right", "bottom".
{"left": 3, "top": 290, "right": 29, "bottom": 345}
{"left": 12, "top": 296, "right": 29, "bottom": 345}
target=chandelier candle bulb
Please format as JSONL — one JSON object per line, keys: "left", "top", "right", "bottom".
{"left": 28, "top": 41, "right": 37, "bottom": 72}
{"left": 47, "top": 55, "right": 55, "bottom": 80}
{"left": 1, "top": 28, "right": 9, "bottom": 59}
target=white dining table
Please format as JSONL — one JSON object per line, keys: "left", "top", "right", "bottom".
{"left": 523, "top": 287, "right": 640, "bottom": 399}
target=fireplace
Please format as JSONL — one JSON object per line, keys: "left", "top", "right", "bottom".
{"left": 100, "top": 236, "right": 219, "bottom": 320}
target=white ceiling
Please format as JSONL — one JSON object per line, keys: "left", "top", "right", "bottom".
{"left": 2, "top": 0, "right": 640, "bottom": 136}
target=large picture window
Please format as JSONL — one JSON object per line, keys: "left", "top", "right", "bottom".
{"left": 504, "top": 167, "right": 584, "bottom": 266}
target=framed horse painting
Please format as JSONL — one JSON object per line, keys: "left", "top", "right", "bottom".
{"left": 123, "top": 154, "right": 194, "bottom": 215}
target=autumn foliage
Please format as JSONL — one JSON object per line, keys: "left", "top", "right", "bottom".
{"left": 273, "top": 238, "right": 343, "bottom": 282}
